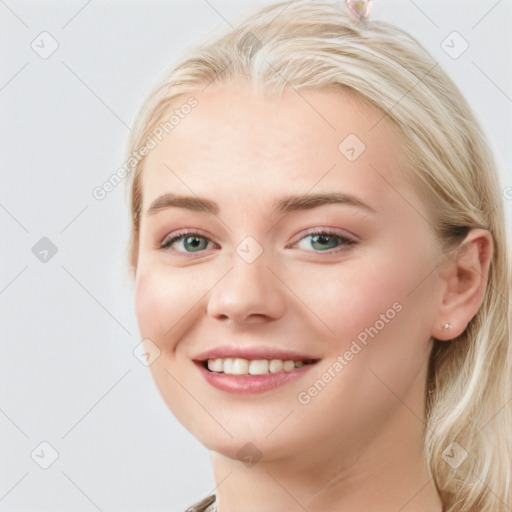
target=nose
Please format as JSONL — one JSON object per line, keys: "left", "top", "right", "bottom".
{"left": 206, "top": 252, "right": 287, "bottom": 325}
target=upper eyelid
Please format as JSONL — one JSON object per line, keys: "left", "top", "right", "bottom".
{"left": 161, "top": 228, "right": 217, "bottom": 245}
{"left": 290, "top": 226, "right": 358, "bottom": 243}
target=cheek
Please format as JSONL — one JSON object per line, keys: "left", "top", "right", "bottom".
{"left": 133, "top": 264, "right": 210, "bottom": 349}
{"left": 288, "top": 253, "right": 435, "bottom": 425}
{"left": 292, "top": 245, "right": 436, "bottom": 356}
{"left": 134, "top": 268, "right": 180, "bottom": 342}
{"left": 287, "top": 257, "right": 405, "bottom": 344}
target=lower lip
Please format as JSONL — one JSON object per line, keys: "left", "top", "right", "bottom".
{"left": 195, "top": 361, "right": 318, "bottom": 394}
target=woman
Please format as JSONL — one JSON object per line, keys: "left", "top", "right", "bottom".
{"left": 123, "top": 1, "right": 512, "bottom": 510}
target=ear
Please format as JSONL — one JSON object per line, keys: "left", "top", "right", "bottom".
{"left": 431, "top": 229, "right": 493, "bottom": 341}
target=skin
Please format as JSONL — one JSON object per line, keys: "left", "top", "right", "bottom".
{"left": 131, "top": 83, "right": 492, "bottom": 512}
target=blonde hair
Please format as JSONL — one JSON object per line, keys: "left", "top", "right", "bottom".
{"left": 124, "top": 1, "right": 512, "bottom": 510}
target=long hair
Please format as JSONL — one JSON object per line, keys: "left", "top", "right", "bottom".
{"left": 124, "top": 2, "right": 512, "bottom": 510}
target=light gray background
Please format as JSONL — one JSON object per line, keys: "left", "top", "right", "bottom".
{"left": 1, "top": 1, "right": 511, "bottom": 511}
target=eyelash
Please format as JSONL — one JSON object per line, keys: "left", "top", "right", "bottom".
{"left": 159, "top": 228, "right": 357, "bottom": 255}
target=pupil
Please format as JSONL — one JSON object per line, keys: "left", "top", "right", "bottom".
{"left": 315, "top": 234, "right": 331, "bottom": 245}
{"left": 312, "top": 234, "right": 337, "bottom": 250}
{"left": 186, "top": 236, "right": 204, "bottom": 251}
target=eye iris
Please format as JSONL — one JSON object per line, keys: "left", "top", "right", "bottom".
{"left": 184, "top": 235, "right": 207, "bottom": 252}
{"left": 311, "top": 234, "right": 339, "bottom": 251}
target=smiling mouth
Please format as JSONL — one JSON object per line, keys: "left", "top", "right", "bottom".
{"left": 198, "top": 357, "right": 320, "bottom": 376}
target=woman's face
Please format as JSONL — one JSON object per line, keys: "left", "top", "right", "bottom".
{"left": 133, "top": 84, "right": 443, "bottom": 464}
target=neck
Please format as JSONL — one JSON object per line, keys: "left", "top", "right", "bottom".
{"left": 209, "top": 401, "right": 442, "bottom": 512}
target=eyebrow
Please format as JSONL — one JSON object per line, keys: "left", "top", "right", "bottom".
{"left": 146, "top": 191, "right": 376, "bottom": 216}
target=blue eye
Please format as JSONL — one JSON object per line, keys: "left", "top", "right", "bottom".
{"left": 160, "top": 232, "right": 215, "bottom": 253}
{"left": 294, "top": 230, "right": 356, "bottom": 252}
{"left": 159, "top": 229, "right": 357, "bottom": 254}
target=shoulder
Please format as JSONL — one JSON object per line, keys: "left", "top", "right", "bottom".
{"left": 185, "top": 494, "right": 216, "bottom": 512}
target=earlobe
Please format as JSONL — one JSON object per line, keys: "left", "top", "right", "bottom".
{"left": 432, "top": 320, "right": 458, "bottom": 341}
{"left": 431, "top": 229, "right": 493, "bottom": 341}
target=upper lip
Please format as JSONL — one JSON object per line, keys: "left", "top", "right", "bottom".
{"left": 193, "top": 345, "right": 321, "bottom": 362}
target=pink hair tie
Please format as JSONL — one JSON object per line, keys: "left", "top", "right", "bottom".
{"left": 346, "top": 0, "right": 371, "bottom": 20}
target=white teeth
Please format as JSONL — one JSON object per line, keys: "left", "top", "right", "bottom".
{"left": 206, "top": 357, "right": 312, "bottom": 375}
{"left": 208, "top": 358, "right": 223, "bottom": 372}
{"left": 283, "top": 360, "right": 295, "bottom": 372}
{"left": 223, "top": 358, "right": 233, "bottom": 374}
{"left": 269, "top": 359, "right": 283, "bottom": 373}
{"left": 249, "top": 359, "right": 268, "bottom": 375}
{"left": 232, "top": 358, "right": 249, "bottom": 375}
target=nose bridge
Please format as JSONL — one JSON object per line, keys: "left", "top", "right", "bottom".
{"left": 206, "top": 239, "right": 285, "bottom": 323}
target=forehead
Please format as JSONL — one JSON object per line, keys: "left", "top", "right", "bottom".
{"left": 140, "top": 83, "right": 413, "bottom": 215}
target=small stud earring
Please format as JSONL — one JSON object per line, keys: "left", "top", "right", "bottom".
{"left": 443, "top": 323, "right": 452, "bottom": 330}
